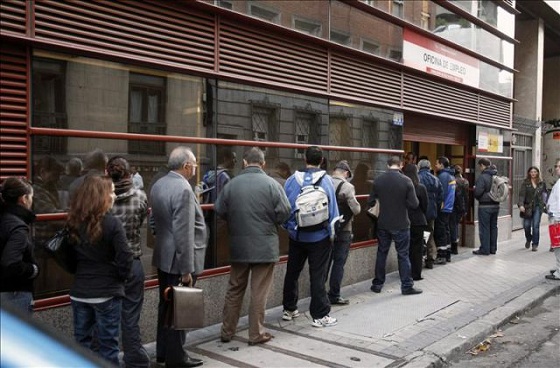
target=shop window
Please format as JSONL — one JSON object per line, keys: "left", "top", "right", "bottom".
{"left": 32, "top": 58, "right": 68, "bottom": 154}
{"left": 128, "top": 73, "right": 166, "bottom": 155}
{"left": 249, "top": 3, "right": 280, "bottom": 24}
{"left": 362, "top": 117, "right": 379, "bottom": 160}
{"left": 293, "top": 17, "right": 322, "bottom": 37}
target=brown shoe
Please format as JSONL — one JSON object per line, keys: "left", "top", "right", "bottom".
{"left": 248, "top": 332, "right": 274, "bottom": 346}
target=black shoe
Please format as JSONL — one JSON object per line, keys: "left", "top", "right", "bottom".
{"left": 525, "top": 241, "right": 531, "bottom": 249}
{"left": 545, "top": 274, "right": 560, "bottom": 281}
{"left": 434, "top": 257, "right": 447, "bottom": 265}
{"left": 413, "top": 277, "right": 423, "bottom": 281}
{"left": 402, "top": 287, "right": 423, "bottom": 295}
{"left": 425, "top": 261, "right": 433, "bottom": 269}
{"left": 166, "top": 358, "right": 203, "bottom": 368}
{"left": 472, "top": 250, "right": 489, "bottom": 255}
{"left": 330, "top": 297, "right": 350, "bottom": 305}
{"left": 532, "top": 246, "right": 538, "bottom": 252}
{"left": 370, "top": 285, "right": 382, "bottom": 293}
{"left": 551, "top": 269, "right": 557, "bottom": 275}
{"left": 220, "top": 335, "right": 231, "bottom": 343}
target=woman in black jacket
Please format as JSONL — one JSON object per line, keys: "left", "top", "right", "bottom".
{"left": 67, "top": 175, "right": 132, "bottom": 365}
{"left": 0, "top": 177, "right": 38, "bottom": 313}
{"left": 518, "top": 166, "right": 548, "bottom": 251}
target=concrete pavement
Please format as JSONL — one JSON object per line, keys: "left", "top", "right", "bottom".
{"left": 147, "top": 224, "right": 560, "bottom": 367}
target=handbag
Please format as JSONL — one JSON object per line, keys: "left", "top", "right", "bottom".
{"left": 366, "top": 201, "right": 380, "bottom": 220}
{"left": 43, "top": 228, "right": 76, "bottom": 274}
{"left": 550, "top": 223, "right": 560, "bottom": 249}
{"left": 522, "top": 205, "right": 533, "bottom": 219}
{"left": 163, "top": 284, "right": 204, "bottom": 330}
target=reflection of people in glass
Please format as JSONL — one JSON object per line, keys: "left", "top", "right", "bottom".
{"left": 0, "top": 177, "right": 38, "bottom": 314}
{"left": 33, "top": 156, "right": 64, "bottom": 214}
{"left": 352, "top": 162, "right": 373, "bottom": 241}
{"left": 68, "top": 148, "right": 108, "bottom": 199}
{"left": 59, "top": 157, "right": 83, "bottom": 210}
{"left": 269, "top": 162, "right": 292, "bottom": 187}
{"left": 205, "top": 147, "right": 236, "bottom": 268}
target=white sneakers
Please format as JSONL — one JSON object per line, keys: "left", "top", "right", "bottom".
{"left": 311, "top": 315, "right": 338, "bottom": 328}
{"left": 282, "top": 309, "right": 300, "bottom": 321}
{"left": 283, "top": 309, "right": 338, "bottom": 327}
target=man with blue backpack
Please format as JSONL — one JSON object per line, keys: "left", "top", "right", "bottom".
{"left": 281, "top": 146, "right": 340, "bottom": 328}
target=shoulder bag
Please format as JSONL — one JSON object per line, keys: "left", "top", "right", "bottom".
{"left": 43, "top": 228, "right": 77, "bottom": 274}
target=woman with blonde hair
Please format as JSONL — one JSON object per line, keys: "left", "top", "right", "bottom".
{"left": 67, "top": 175, "right": 132, "bottom": 365}
{"left": 0, "top": 177, "right": 38, "bottom": 313}
{"left": 518, "top": 166, "right": 548, "bottom": 251}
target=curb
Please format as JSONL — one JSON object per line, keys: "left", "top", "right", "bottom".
{"left": 401, "top": 281, "right": 560, "bottom": 368}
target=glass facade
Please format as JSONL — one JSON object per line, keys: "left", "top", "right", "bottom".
{"left": 30, "top": 52, "right": 402, "bottom": 298}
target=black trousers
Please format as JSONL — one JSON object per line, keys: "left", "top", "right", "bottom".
{"left": 409, "top": 225, "right": 425, "bottom": 279}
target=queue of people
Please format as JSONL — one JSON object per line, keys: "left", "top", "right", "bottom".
{"left": 1, "top": 146, "right": 558, "bottom": 368}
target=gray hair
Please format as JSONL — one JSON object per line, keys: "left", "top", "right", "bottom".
{"left": 418, "top": 159, "right": 431, "bottom": 170}
{"left": 244, "top": 147, "right": 265, "bottom": 165}
{"left": 168, "top": 146, "right": 195, "bottom": 170}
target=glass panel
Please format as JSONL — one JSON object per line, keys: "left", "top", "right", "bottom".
{"left": 331, "top": 0, "right": 403, "bottom": 62}
{"left": 32, "top": 51, "right": 204, "bottom": 144}
{"left": 449, "top": 0, "right": 515, "bottom": 37}
{"left": 31, "top": 136, "right": 208, "bottom": 298}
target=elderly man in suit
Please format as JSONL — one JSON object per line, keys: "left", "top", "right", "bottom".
{"left": 150, "top": 146, "right": 206, "bottom": 368}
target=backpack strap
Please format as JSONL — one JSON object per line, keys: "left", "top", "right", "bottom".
{"left": 335, "top": 181, "right": 345, "bottom": 199}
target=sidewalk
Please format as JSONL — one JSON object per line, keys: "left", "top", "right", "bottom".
{"left": 147, "top": 224, "right": 560, "bottom": 368}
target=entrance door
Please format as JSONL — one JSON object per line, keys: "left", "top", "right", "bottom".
{"left": 512, "top": 133, "right": 533, "bottom": 230}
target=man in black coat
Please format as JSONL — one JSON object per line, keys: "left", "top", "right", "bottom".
{"left": 368, "top": 156, "right": 422, "bottom": 295}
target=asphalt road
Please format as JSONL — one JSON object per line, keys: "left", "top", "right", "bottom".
{"left": 447, "top": 291, "right": 560, "bottom": 368}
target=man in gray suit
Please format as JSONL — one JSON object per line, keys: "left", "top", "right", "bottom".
{"left": 150, "top": 146, "right": 206, "bottom": 368}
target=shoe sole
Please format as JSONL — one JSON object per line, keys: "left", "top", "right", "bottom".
{"left": 312, "top": 321, "right": 338, "bottom": 328}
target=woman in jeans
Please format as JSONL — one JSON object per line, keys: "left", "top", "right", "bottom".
{"left": 67, "top": 176, "right": 132, "bottom": 365}
{"left": 0, "top": 177, "right": 38, "bottom": 313}
{"left": 518, "top": 166, "right": 548, "bottom": 251}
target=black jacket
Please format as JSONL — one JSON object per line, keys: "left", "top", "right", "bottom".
{"left": 69, "top": 214, "right": 132, "bottom": 299}
{"left": 0, "top": 205, "right": 38, "bottom": 292}
{"left": 408, "top": 183, "right": 428, "bottom": 227}
{"left": 474, "top": 167, "right": 499, "bottom": 206}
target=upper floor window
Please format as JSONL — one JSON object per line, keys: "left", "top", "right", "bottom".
{"left": 331, "top": 30, "right": 351, "bottom": 46}
{"left": 128, "top": 73, "right": 166, "bottom": 155}
{"left": 361, "top": 39, "right": 381, "bottom": 55}
{"left": 391, "top": 0, "right": 404, "bottom": 18}
{"left": 215, "top": 0, "right": 233, "bottom": 9}
{"left": 293, "top": 17, "right": 322, "bottom": 37}
{"left": 249, "top": 3, "right": 280, "bottom": 23}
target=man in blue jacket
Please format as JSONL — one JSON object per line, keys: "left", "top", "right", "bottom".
{"left": 418, "top": 159, "right": 443, "bottom": 269}
{"left": 434, "top": 156, "right": 456, "bottom": 264}
{"left": 282, "top": 146, "right": 340, "bottom": 328}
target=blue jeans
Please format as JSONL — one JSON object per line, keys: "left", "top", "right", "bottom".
{"left": 71, "top": 297, "right": 122, "bottom": 366}
{"left": 0, "top": 291, "right": 33, "bottom": 314}
{"left": 283, "top": 236, "right": 332, "bottom": 320}
{"left": 328, "top": 231, "right": 352, "bottom": 300}
{"left": 122, "top": 259, "right": 150, "bottom": 368}
{"left": 372, "top": 228, "right": 414, "bottom": 291}
{"left": 478, "top": 206, "right": 499, "bottom": 254}
{"left": 523, "top": 207, "right": 542, "bottom": 246}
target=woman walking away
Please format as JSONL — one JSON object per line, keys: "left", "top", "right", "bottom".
{"left": 67, "top": 175, "right": 132, "bottom": 365}
{"left": 0, "top": 177, "right": 38, "bottom": 314}
{"left": 518, "top": 166, "right": 548, "bottom": 251}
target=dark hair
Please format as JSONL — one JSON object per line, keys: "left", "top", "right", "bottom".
{"left": 387, "top": 155, "right": 402, "bottom": 167}
{"left": 275, "top": 162, "right": 291, "bottom": 178}
{"left": 84, "top": 148, "right": 108, "bottom": 171}
{"left": 0, "top": 177, "right": 33, "bottom": 207}
{"left": 402, "top": 164, "right": 420, "bottom": 186}
{"left": 106, "top": 156, "right": 131, "bottom": 182}
{"left": 244, "top": 147, "right": 265, "bottom": 165}
{"left": 478, "top": 158, "right": 491, "bottom": 167}
{"left": 36, "top": 156, "right": 64, "bottom": 174}
{"left": 305, "top": 146, "right": 323, "bottom": 166}
{"left": 66, "top": 158, "right": 83, "bottom": 176}
{"left": 454, "top": 165, "right": 463, "bottom": 175}
{"left": 525, "top": 166, "right": 541, "bottom": 181}
{"left": 437, "top": 156, "right": 450, "bottom": 168}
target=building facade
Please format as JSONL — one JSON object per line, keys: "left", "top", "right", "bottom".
{"left": 1, "top": 0, "right": 519, "bottom": 340}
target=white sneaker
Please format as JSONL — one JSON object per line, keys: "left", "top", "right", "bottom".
{"left": 311, "top": 315, "right": 338, "bottom": 327}
{"left": 282, "top": 309, "right": 300, "bottom": 321}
